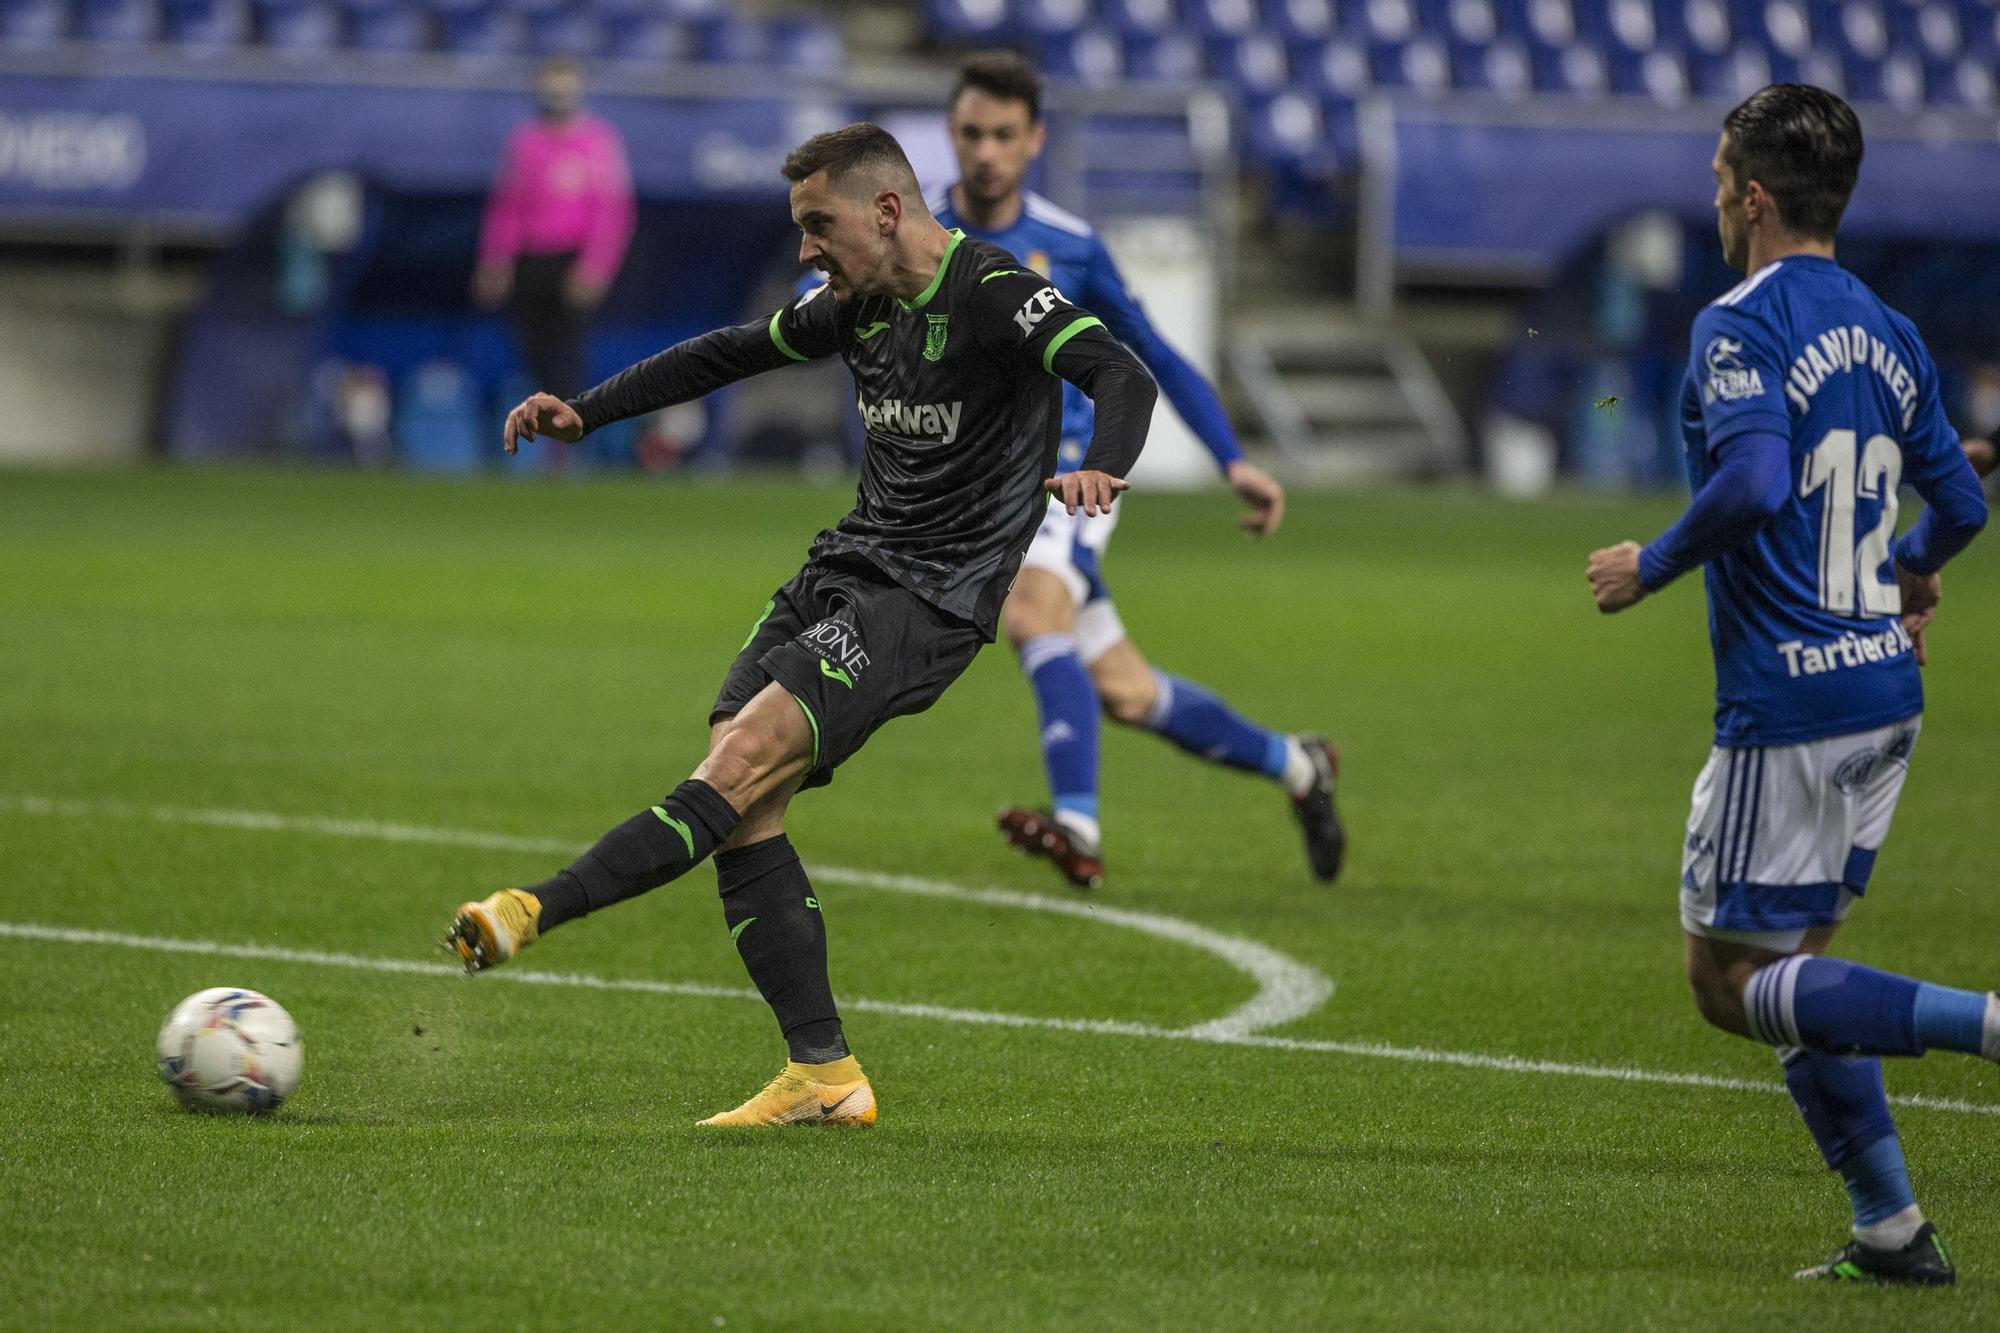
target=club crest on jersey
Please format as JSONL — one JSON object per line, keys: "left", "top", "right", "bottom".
{"left": 924, "top": 314, "right": 949, "bottom": 361}
{"left": 1703, "top": 336, "right": 1765, "bottom": 405}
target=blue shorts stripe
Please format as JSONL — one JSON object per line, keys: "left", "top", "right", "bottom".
{"left": 1735, "top": 749, "right": 1765, "bottom": 882}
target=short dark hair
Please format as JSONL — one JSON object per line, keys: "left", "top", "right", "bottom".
{"left": 952, "top": 50, "right": 1042, "bottom": 123}
{"left": 780, "top": 122, "right": 921, "bottom": 194}
{"left": 1721, "top": 84, "right": 1863, "bottom": 240}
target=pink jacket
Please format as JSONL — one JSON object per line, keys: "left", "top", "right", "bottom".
{"left": 477, "top": 115, "right": 636, "bottom": 287}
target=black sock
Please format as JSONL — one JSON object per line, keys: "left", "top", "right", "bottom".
{"left": 528, "top": 779, "right": 741, "bottom": 932}
{"left": 715, "top": 835, "right": 847, "bottom": 1064}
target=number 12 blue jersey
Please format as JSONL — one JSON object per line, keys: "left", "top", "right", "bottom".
{"left": 1678, "top": 255, "right": 1965, "bottom": 746}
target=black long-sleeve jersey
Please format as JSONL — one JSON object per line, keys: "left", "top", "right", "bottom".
{"left": 567, "top": 230, "right": 1157, "bottom": 638}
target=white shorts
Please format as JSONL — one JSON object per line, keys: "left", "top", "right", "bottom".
{"left": 1020, "top": 490, "right": 1127, "bottom": 664}
{"left": 1680, "top": 716, "right": 1920, "bottom": 947}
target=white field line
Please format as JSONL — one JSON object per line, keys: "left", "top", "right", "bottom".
{"left": 0, "top": 794, "right": 1328, "bottom": 1038}
{"left": 2, "top": 919, "right": 1997, "bottom": 1118}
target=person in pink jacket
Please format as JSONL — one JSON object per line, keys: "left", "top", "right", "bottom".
{"left": 474, "top": 58, "right": 636, "bottom": 405}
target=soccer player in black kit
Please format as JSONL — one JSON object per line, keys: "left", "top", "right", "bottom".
{"left": 443, "top": 123, "right": 1156, "bottom": 1126}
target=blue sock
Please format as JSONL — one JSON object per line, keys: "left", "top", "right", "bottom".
{"left": 1744, "top": 955, "right": 1922, "bottom": 1056}
{"left": 1840, "top": 1133, "right": 1918, "bottom": 1228}
{"left": 1913, "top": 983, "right": 1990, "bottom": 1054}
{"left": 1020, "top": 633, "right": 1099, "bottom": 823}
{"left": 1144, "top": 670, "right": 1288, "bottom": 778}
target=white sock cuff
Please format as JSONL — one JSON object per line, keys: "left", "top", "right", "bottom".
{"left": 1019, "top": 633, "right": 1082, "bottom": 678}
{"left": 1743, "top": 954, "right": 1808, "bottom": 1047}
{"left": 1143, "top": 669, "right": 1175, "bottom": 729}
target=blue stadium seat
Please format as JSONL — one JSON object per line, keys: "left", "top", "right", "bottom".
{"left": 1531, "top": 41, "right": 1610, "bottom": 93}
{"left": 1298, "top": 36, "right": 1373, "bottom": 97}
{"left": 1125, "top": 28, "right": 1205, "bottom": 80}
{"left": 1894, "top": 1, "right": 1965, "bottom": 64}
{"left": 602, "top": 11, "right": 689, "bottom": 62}
{"left": 1270, "top": 0, "right": 1339, "bottom": 45}
{"left": 1751, "top": 0, "right": 1815, "bottom": 58}
{"left": 771, "top": 16, "right": 843, "bottom": 74}
{"left": 524, "top": 5, "right": 600, "bottom": 56}
{"left": 1817, "top": 0, "right": 1885, "bottom": 61}
{"left": 436, "top": 3, "right": 523, "bottom": 57}
{"left": 1618, "top": 46, "right": 1692, "bottom": 102}
{"left": 925, "top": 0, "right": 1013, "bottom": 41}
{"left": 1017, "top": 0, "right": 1090, "bottom": 39}
{"left": 165, "top": 0, "right": 249, "bottom": 48}
{"left": 1185, "top": 0, "right": 1261, "bottom": 38}
{"left": 1432, "top": 0, "right": 1501, "bottom": 48}
{"left": 1209, "top": 30, "right": 1291, "bottom": 93}
{"left": 348, "top": 0, "right": 426, "bottom": 50}
{"left": 1241, "top": 89, "right": 1325, "bottom": 166}
{"left": 1370, "top": 35, "right": 1452, "bottom": 91}
{"left": 692, "top": 12, "right": 767, "bottom": 62}
{"left": 1603, "top": 0, "right": 1659, "bottom": 55}
{"left": 659, "top": 0, "right": 722, "bottom": 18}
{"left": 81, "top": 0, "right": 158, "bottom": 43}
{"left": 1453, "top": 36, "right": 1535, "bottom": 94}
{"left": 1658, "top": 0, "right": 1734, "bottom": 55}
{"left": 1100, "top": 0, "right": 1179, "bottom": 38}
{"left": 1932, "top": 56, "right": 1994, "bottom": 109}
{"left": 257, "top": 0, "right": 340, "bottom": 53}
{"left": 1689, "top": 41, "right": 1772, "bottom": 97}
{"left": 1361, "top": 0, "right": 1419, "bottom": 43}
{"left": 0, "top": 0, "right": 67, "bottom": 44}
{"left": 1039, "top": 25, "right": 1125, "bottom": 82}
{"left": 1844, "top": 49, "right": 1924, "bottom": 106}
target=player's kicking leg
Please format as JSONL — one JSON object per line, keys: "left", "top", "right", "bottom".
{"left": 1679, "top": 720, "right": 1996, "bottom": 1284}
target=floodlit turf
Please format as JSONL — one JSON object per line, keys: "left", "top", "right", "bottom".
{"left": 3, "top": 466, "right": 1997, "bottom": 1330}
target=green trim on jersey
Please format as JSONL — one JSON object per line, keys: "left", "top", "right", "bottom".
{"left": 1040, "top": 316, "right": 1106, "bottom": 373}
{"left": 899, "top": 229, "right": 965, "bottom": 312}
{"left": 768, "top": 309, "right": 807, "bottom": 362}
{"left": 791, "top": 692, "right": 822, "bottom": 768}
{"left": 978, "top": 269, "right": 1020, "bottom": 284}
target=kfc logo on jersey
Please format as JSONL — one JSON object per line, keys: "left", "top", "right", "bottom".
{"left": 1703, "top": 335, "right": 1766, "bottom": 405}
{"left": 1013, "top": 285, "right": 1065, "bottom": 336}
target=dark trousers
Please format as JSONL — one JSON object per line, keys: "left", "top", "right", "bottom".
{"left": 510, "top": 251, "right": 588, "bottom": 399}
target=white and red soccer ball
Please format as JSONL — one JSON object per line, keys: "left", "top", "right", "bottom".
{"left": 155, "top": 988, "right": 303, "bottom": 1114}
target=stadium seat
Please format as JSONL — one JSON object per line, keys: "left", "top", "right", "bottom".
{"left": 1845, "top": 48, "right": 1925, "bottom": 105}
{"left": 1185, "top": 0, "right": 1261, "bottom": 38}
{"left": 1531, "top": 41, "right": 1609, "bottom": 93}
{"left": 1498, "top": 0, "right": 1575, "bottom": 46}
{"left": 692, "top": 12, "right": 767, "bottom": 63}
{"left": 524, "top": 5, "right": 601, "bottom": 56}
{"left": 923, "top": 0, "right": 1013, "bottom": 42}
{"left": 602, "top": 12, "right": 690, "bottom": 63}
{"left": 1603, "top": 0, "right": 1658, "bottom": 54}
{"left": 435, "top": 3, "right": 523, "bottom": 57}
{"left": 1934, "top": 56, "right": 1995, "bottom": 109}
{"left": 1209, "top": 30, "right": 1291, "bottom": 93}
{"left": 1370, "top": 34, "right": 1452, "bottom": 91}
{"left": 1361, "top": 0, "right": 1419, "bottom": 43}
{"left": 347, "top": 0, "right": 427, "bottom": 51}
{"left": 80, "top": 0, "right": 159, "bottom": 43}
{"left": 658, "top": 0, "right": 722, "bottom": 18}
{"left": 1454, "top": 36, "right": 1535, "bottom": 94}
{"left": 1241, "top": 89, "right": 1325, "bottom": 165}
{"left": 1657, "top": 0, "right": 1733, "bottom": 53}
{"left": 770, "top": 16, "right": 843, "bottom": 75}
{"left": 164, "top": 0, "right": 250, "bottom": 48}
{"left": 1100, "top": 0, "right": 1179, "bottom": 38}
{"left": 1125, "top": 28, "right": 1206, "bottom": 80}
{"left": 1755, "top": 0, "right": 1815, "bottom": 57}
{"left": 255, "top": 0, "right": 340, "bottom": 51}
{"left": 1269, "top": 0, "right": 1339, "bottom": 45}
{"left": 1299, "top": 36, "right": 1374, "bottom": 96}
{"left": 1054, "top": 26, "right": 1132, "bottom": 81}
{"left": 1690, "top": 40, "right": 1772, "bottom": 97}
{"left": 1434, "top": 0, "right": 1501, "bottom": 47}
{"left": 1017, "top": 0, "right": 1090, "bottom": 39}
{"left": 0, "top": 0, "right": 67, "bottom": 45}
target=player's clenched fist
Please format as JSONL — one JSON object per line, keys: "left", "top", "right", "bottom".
{"left": 1586, "top": 540, "right": 1649, "bottom": 613}
{"left": 1045, "top": 469, "right": 1129, "bottom": 517}
{"left": 503, "top": 392, "right": 584, "bottom": 454}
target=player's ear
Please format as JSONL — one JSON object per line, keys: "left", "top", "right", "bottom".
{"left": 874, "top": 188, "right": 902, "bottom": 236}
{"left": 1028, "top": 121, "right": 1047, "bottom": 160}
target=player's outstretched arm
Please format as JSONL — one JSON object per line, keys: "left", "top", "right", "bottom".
{"left": 1047, "top": 323, "right": 1156, "bottom": 517}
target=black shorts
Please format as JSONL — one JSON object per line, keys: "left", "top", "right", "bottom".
{"left": 710, "top": 556, "right": 986, "bottom": 788}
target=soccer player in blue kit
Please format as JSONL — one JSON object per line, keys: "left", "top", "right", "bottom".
{"left": 934, "top": 52, "right": 1344, "bottom": 891}
{"left": 1587, "top": 86, "right": 1990, "bottom": 1284}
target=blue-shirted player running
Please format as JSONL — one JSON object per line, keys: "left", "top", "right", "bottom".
{"left": 1587, "top": 85, "right": 1990, "bottom": 1285}
{"left": 934, "top": 52, "right": 1343, "bottom": 890}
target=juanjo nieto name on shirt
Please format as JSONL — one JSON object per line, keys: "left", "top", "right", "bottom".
{"left": 856, "top": 396, "right": 964, "bottom": 444}
{"left": 1779, "top": 324, "right": 1923, "bottom": 431}
{"left": 1776, "top": 621, "right": 1914, "bottom": 679}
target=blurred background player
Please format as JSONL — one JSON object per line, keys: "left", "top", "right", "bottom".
{"left": 447, "top": 123, "right": 1157, "bottom": 1127}
{"left": 473, "top": 58, "right": 636, "bottom": 415}
{"left": 1587, "top": 85, "right": 1990, "bottom": 1286}
{"left": 932, "top": 52, "right": 1342, "bottom": 892}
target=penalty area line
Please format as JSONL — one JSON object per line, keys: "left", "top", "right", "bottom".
{"left": 3, "top": 919, "right": 1997, "bottom": 1119}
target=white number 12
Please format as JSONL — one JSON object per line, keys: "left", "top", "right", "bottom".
{"left": 1800, "top": 427, "right": 1902, "bottom": 616}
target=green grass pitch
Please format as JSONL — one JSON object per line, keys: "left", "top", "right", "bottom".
{"left": 3, "top": 467, "right": 1997, "bottom": 1330}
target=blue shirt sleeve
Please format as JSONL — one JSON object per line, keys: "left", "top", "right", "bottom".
{"left": 1891, "top": 339, "right": 1987, "bottom": 573}
{"left": 1688, "top": 304, "right": 1790, "bottom": 456}
{"left": 1638, "top": 428, "right": 1792, "bottom": 590}
{"left": 1079, "top": 235, "right": 1242, "bottom": 471}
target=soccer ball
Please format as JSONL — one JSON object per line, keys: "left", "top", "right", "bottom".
{"left": 155, "top": 988, "right": 303, "bottom": 1114}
